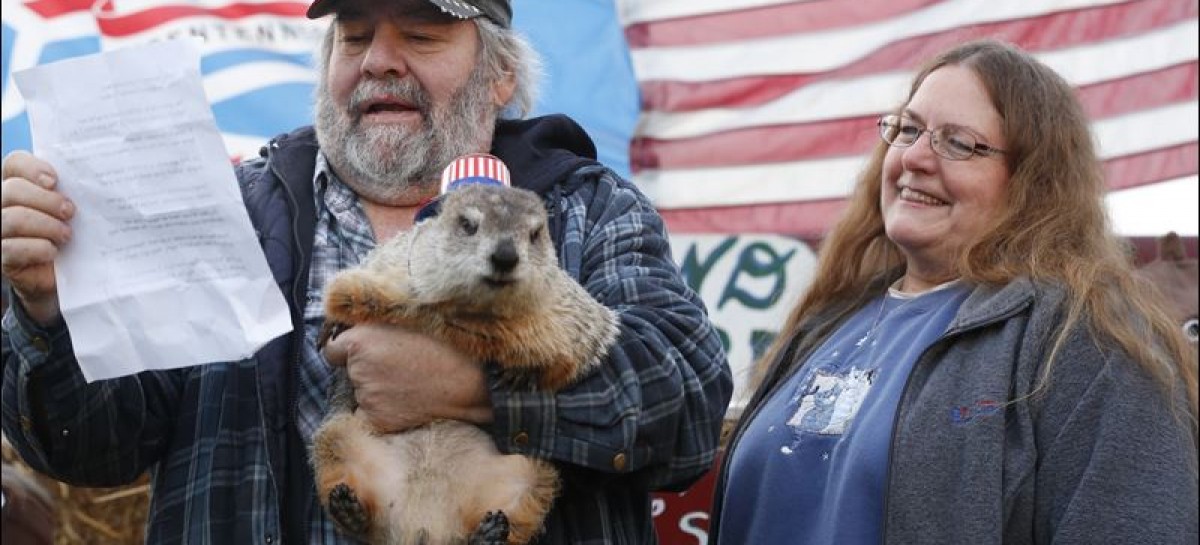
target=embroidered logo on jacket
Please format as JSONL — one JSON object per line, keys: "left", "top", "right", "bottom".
{"left": 949, "top": 399, "right": 1002, "bottom": 425}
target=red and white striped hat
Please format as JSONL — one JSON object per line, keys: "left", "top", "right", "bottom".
{"left": 439, "top": 153, "right": 511, "bottom": 195}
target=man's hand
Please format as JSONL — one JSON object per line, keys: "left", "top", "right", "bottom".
{"left": 1, "top": 151, "right": 73, "bottom": 326}
{"left": 322, "top": 323, "right": 493, "bottom": 433}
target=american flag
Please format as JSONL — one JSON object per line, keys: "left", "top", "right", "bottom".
{"left": 440, "top": 152, "right": 512, "bottom": 193}
{"left": 617, "top": 0, "right": 1199, "bottom": 239}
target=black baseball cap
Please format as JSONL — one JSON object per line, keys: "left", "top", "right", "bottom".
{"left": 306, "top": 0, "right": 512, "bottom": 28}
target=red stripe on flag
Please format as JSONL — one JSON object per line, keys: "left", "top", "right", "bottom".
{"left": 631, "top": 116, "right": 878, "bottom": 172}
{"left": 625, "top": 0, "right": 941, "bottom": 48}
{"left": 633, "top": 62, "right": 1199, "bottom": 171}
{"left": 662, "top": 199, "right": 850, "bottom": 238}
{"left": 93, "top": 1, "right": 311, "bottom": 37}
{"left": 1103, "top": 142, "right": 1199, "bottom": 192}
{"left": 638, "top": 0, "right": 1197, "bottom": 113}
{"left": 24, "top": 0, "right": 95, "bottom": 18}
{"left": 1076, "top": 62, "right": 1198, "bottom": 119}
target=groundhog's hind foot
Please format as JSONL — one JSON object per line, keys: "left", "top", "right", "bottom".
{"left": 467, "top": 511, "right": 510, "bottom": 545}
{"left": 328, "top": 483, "right": 371, "bottom": 536}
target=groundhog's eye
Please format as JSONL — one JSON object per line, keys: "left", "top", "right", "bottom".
{"left": 459, "top": 216, "right": 478, "bottom": 236}
{"left": 530, "top": 226, "right": 543, "bottom": 243}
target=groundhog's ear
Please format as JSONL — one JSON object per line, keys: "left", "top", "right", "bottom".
{"left": 492, "top": 69, "right": 516, "bottom": 109}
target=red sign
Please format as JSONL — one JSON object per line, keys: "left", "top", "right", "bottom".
{"left": 652, "top": 453, "right": 721, "bottom": 545}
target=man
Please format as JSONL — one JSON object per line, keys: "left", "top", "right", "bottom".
{"left": 0, "top": 0, "right": 733, "bottom": 543}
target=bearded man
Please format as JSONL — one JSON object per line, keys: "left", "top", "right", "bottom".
{"left": 0, "top": 0, "right": 733, "bottom": 543}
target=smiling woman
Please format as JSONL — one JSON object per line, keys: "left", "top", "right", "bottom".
{"left": 709, "top": 38, "right": 1198, "bottom": 545}
{"left": 876, "top": 65, "right": 1012, "bottom": 294}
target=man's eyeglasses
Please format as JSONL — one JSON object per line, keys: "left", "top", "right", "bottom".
{"left": 877, "top": 114, "right": 1007, "bottom": 161}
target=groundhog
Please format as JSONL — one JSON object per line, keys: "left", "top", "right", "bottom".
{"left": 311, "top": 183, "right": 620, "bottom": 545}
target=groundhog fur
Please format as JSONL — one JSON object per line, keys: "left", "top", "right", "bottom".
{"left": 311, "top": 184, "right": 620, "bottom": 545}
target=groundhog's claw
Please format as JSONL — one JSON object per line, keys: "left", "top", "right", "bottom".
{"left": 467, "top": 510, "right": 510, "bottom": 545}
{"left": 328, "top": 483, "right": 371, "bottom": 536}
{"left": 317, "top": 321, "right": 349, "bottom": 349}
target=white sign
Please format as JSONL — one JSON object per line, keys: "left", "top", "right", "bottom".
{"left": 670, "top": 234, "right": 818, "bottom": 414}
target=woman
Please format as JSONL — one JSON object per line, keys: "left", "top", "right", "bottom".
{"left": 710, "top": 39, "right": 1198, "bottom": 544}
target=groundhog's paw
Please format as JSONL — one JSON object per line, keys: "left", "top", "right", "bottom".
{"left": 467, "top": 511, "right": 510, "bottom": 545}
{"left": 328, "top": 483, "right": 372, "bottom": 536}
{"left": 324, "top": 271, "right": 392, "bottom": 324}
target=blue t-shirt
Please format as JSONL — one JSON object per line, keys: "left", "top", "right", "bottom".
{"left": 719, "top": 282, "right": 970, "bottom": 545}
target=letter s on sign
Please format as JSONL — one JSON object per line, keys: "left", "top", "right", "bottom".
{"left": 679, "top": 511, "right": 708, "bottom": 545}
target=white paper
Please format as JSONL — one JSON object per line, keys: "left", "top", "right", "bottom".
{"left": 14, "top": 39, "right": 292, "bottom": 382}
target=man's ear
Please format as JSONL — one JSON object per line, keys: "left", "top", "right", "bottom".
{"left": 492, "top": 70, "right": 516, "bottom": 108}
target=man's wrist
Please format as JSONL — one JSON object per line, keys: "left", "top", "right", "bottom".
{"left": 11, "top": 290, "right": 62, "bottom": 329}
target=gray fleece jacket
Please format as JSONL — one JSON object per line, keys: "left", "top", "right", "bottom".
{"left": 710, "top": 277, "right": 1199, "bottom": 544}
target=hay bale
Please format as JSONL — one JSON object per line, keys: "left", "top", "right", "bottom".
{"left": 2, "top": 436, "right": 150, "bottom": 544}
{"left": 3, "top": 462, "right": 55, "bottom": 545}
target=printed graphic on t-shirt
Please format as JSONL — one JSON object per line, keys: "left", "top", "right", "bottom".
{"left": 787, "top": 367, "right": 876, "bottom": 436}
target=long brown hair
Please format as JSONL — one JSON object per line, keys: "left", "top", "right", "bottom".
{"left": 754, "top": 39, "right": 1198, "bottom": 435}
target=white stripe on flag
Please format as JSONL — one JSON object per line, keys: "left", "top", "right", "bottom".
{"left": 617, "top": 0, "right": 804, "bottom": 26}
{"left": 629, "top": 0, "right": 1128, "bottom": 82}
{"left": 202, "top": 62, "right": 317, "bottom": 103}
{"left": 1096, "top": 102, "right": 1199, "bottom": 159}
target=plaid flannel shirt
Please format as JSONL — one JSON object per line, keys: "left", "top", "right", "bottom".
{"left": 1, "top": 122, "right": 732, "bottom": 544}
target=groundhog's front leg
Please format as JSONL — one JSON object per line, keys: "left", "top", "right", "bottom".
{"left": 324, "top": 268, "right": 420, "bottom": 327}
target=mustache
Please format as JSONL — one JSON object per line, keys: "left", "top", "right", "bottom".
{"left": 347, "top": 78, "right": 432, "bottom": 119}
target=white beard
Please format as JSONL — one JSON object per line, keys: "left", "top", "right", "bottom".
{"left": 314, "top": 65, "right": 498, "bottom": 204}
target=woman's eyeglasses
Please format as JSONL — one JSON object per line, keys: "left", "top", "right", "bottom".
{"left": 877, "top": 114, "right": 1006, "bottom": 161}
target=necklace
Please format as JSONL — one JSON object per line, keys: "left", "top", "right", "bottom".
{"left": 847, "top": 277, "right": 963, "bottom": 366}
{"left": 846, "top": 294, "right": 902, "bottom": 367}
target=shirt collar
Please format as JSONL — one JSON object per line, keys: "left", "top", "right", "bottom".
{"left": 312, "top": 152, "right": 361, "bottom": 215}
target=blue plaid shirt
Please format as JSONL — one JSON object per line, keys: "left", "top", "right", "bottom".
{"left": 298, "top": 154, "right": 376, "bottom": 543}
{"left": 1, "top": 123, "right": 732, "bottom": 544}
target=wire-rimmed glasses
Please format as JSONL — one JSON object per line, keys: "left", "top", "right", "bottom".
{"left": 877, "top": 114, "right": 1006, "bottom": 160}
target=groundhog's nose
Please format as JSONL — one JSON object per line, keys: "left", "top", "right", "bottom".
{"left": 491, "top": 239, "right": 520, "bottom": 273}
